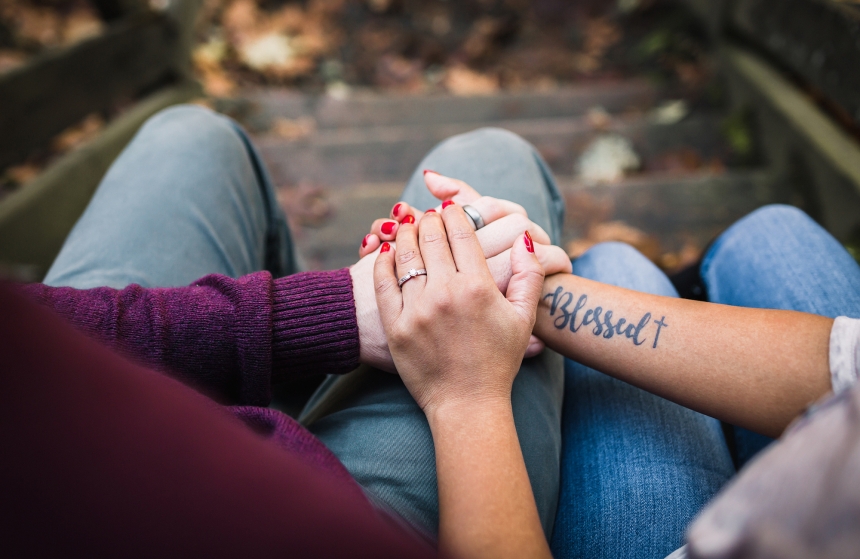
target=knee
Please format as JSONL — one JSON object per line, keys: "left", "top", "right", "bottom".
{"left": 574, "top": 242, "right": 677, "bottom": 296}
{"left": 706, "top": 204, "right": 817, "bottom": 263}
{"left": 731, "top": 204, "right": 815, "bottom": 239}
{"left": 577, "top": 242, "right": 650, "bottom": 271}
{"left": 137, "top": 104, "right": 242, "bottom": 151}
{"left": 439, "top": 126, "right": 536, "bottom": 162}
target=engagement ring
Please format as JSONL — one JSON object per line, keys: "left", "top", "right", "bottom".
{"left": 398, "top": 268, "right": 427, "bottom": 288}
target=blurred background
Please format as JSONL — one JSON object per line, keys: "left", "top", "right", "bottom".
{"left": 2, "top": 0, "right": 860, "bottom": 280}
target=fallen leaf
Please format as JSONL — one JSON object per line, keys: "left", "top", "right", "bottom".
{"left": 51, "top": 113, "right": 105, "bottom": 153}
{"left": 272, "top": 116, "right": 316, "bottom": 140}
{"left": 5, "top": 163, "right": 41, "bottom": 186}
{"left": 443, "top": 64, "right": 499, "bottom": 96}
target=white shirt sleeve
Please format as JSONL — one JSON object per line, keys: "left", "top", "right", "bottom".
{"left": 829, "top": 317, "right": 860, "bottom": 394}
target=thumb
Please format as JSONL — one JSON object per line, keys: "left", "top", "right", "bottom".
{"left": 424, "top": 171, "right": 481, "bottom": 204}
{"left": 505, "top": 231, "right": 545, "bottom": 325}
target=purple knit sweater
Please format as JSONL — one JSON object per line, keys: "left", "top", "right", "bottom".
{"left": 22, "top": 268, "right": 362, "bottom": 483}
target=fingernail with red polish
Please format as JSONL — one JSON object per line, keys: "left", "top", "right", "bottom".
{"left": 381, "top": 221, "right": 395, "bottom": 235}
{"left": 381, "top": 242, "right": 391, "bottom": 253}
{"left": 423, "top": 169, "right": 437, "bottom": 176}
{"left": 402, "top": 215, "right": 415, "bottom": 224}
{"left": 442, "top": 200, "right": 454, "bottom": 209}
{"left": 362, "top": 234, "right": 369, "bottom": 248}
{"left": 524, "top": 230, "right": 535, "bottom": 253}
{"left": 392, "top": 203, "right": 401, "bottom": 217}
{"left": 425, "top": 209, "right": 436, "bottom": 213}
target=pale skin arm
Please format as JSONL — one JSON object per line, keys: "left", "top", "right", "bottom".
{"left": 535, "top": 273, "right": 834, "bottom": 437}
{"left": 373, "top": 203, "right": 551, "bottom": 559}
{"left": 427, "top": 400, "right": 549, "bottom": 559}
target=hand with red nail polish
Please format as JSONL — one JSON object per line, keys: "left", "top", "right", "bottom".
{"left": 372, "top": 198, "right": 551, "bottom": 559}
{"left": 402, "top": 215, "right": 415, "bottom": 225}
{"left": 524, "top": 231, "right": 535, "bottom": 253}
{"left": 381, "top": 221, "right": 395, "bottom": 235}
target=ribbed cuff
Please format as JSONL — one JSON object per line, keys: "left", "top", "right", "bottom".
{"left": 271, "top": 268, "right": 360, "bottom": 382}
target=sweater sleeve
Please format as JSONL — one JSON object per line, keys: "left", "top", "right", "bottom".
{"left": 20, "top": 269, "right": 360, "bottom": 406}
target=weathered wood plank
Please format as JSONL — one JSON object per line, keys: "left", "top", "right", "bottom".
{"left": 0, "top": 82, "right": 202, "bottom": 277}
{"left": 730, "top": 0, "right": 860, "bottom": 126}
{"left": 0, "top": 11, "right": 179, "bottom": 169}
{"left": 721, "top": 43, "right": 860, "bottom": 240}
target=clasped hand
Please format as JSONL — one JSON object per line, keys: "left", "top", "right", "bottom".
{"left": 351, "top": 171, "right": 572, "bottom": 372}
{"left": 373, "top": 199, "right": 546, "bottom": 413}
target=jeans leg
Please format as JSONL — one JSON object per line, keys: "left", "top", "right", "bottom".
{"left": 550, "top": 243, "right": 735, "bottom": 559}
{"left": 702, "top": 204, "right": 860, "bottom": 465}
{"left": 44, "top": 105, "right": 297, "bottom": 289}
{"left": 304, "top": 128, "right": 566, "bottom": 538}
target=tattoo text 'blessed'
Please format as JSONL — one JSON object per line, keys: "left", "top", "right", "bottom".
{"left": 543, "top": 286, "right": 668, "bottom": 348}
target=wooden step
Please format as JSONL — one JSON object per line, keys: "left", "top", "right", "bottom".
{"left": 241, "top": 79, "right": 660, "bottom": 130}
{"left": 287, "top": 169, "right": 785, "bottom": 272}
{"left": 255, "top": 112, "right": 730, "bottom": 189}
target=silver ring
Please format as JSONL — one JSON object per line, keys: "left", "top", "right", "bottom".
{"left": 462, "top": 205, "right": 485, "bottom": 230}
{"left": 398, "top": 268, "right": 427, "bottom": 288}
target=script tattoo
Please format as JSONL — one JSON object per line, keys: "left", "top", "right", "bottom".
{"left": 543, "top": 286, "right": 668, "bottom": 349}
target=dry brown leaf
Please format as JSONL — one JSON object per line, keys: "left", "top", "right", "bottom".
{"left": 62, "top": 8, "right": 102, "bottom": 45}
{"left": 5, "top": 163, "right": 41, "bottom": 186}
{"left": 51, "top": 113, "right": 105, "bottom": 153}
{"left": 375, "top": 54, "right": 424, "bottom": 91}
{"left": 272, "top": 116, "right": 316, "bottom": 140}
{"left": 443, "top": 65, "right": 499, "bottom": 96}
{"left": 0, "top": 49, "right": 26, "bottom": 74}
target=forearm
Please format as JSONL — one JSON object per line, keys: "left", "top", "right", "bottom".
{"left": 22, "top": 269, "right": 360, "bottom": 405}
{"left": 426, "top": 399, "right": 551, "bottom": 559}
{"left": 536, "top": 273, "right": 833, "bottom": 437}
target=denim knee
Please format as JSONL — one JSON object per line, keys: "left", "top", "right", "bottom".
{"left": 704, "top": 204, "right": 814, "bottom": 263}
{"left": 574, "top": 242, "right": 678, "bottom": 297}
{"left": 138, "top": 104, "right": 245, "bottom": 156}
{"left": 437, "top": 127, "right": 538, "bottom": 167}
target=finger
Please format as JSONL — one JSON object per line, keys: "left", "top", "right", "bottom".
{"left": 440, "top": 201, "right": 492, "bottom": 277}
{"left": 391, "top": 201, "right": 424, "bottom": 224}
{"left": 424, "top": 171, "right": 481, "bottom": 204}
{"left": 394, "top": 219, "right": 427, "bottom": 300}
{"left": 359, "top": 233, "right": 381, "bottom": 257}
{"left": 524, "top": 335, "right": 545, "bottom": 358}
{"left": 373, "top": 242, "right": 402, "bottom": 331}
{"left": 371, "top": 218, "right": 400, "bottom": 242}
{"left": 477, "top": 214, "right": 551, "bottom": 258}
{"left": 417, "top": 210, "right": 457, "bottom": 280}
{"left": 506, "top": 231, "right": 546, "bottom": 324}
{"left": 466, "top": 196, "right": 528, "bottom": 227}
{"left": 487, "top": 243, "right": 571, "bottom": 293}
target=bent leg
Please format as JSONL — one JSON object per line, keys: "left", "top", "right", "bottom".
{"left": 702, "top": 204, "right": 860, "bottom": 464}
{"left": 44, "top": 105, "right": 296, "bottom": 289}
{"left": 305, "top": 128, "right": 565, "bottom": 537}
{"left": 551, "top": 243, "right": 735, "bottom": 559}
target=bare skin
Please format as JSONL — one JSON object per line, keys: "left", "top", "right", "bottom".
{"left": 537, "top": 274, "right": 832, "bottom": 437}
{"left": 373, "top": 202, "right": 551, "bottom": 559}
{"left": 365, "top": 174, "right": 835, "bottom": 437}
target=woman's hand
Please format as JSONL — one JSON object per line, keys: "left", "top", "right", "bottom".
{"left": 373, "top": 201, "right": 552, "bottom": 559}
{"left": 372, "top": 200, "right": 545, "bottom": 413}
{"left": 351, "top": 171, "right": 572, "bottom": 371}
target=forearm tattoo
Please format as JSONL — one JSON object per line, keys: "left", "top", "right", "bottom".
{"left": 543, "top": 286, "right": 668, "bottom": 349}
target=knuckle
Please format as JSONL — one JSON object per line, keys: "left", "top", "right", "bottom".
{"left": 396, "top": 249, "right": 419, "bottom": 265}
{"left": 422, "top": 231, "right": 445, "bottom": 245}
{"left": 449, "top": 226, "right": 474, "bottom": 241}
{"left": 375, "top": 276, "right": 398, "bottom": 295}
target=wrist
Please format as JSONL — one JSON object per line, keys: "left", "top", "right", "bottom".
{"left": 350, "top": 260, "right": 394, "bottom": 372}
{"left": 424, "top": 394, "right": 513, "bottom": 431}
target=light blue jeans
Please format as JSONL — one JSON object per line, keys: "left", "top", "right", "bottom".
{"left": 551, "top": 205, "right": 860, "bottom": 559}
{"left": 45, "top": 105, "right": 567, "bottom": 540}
